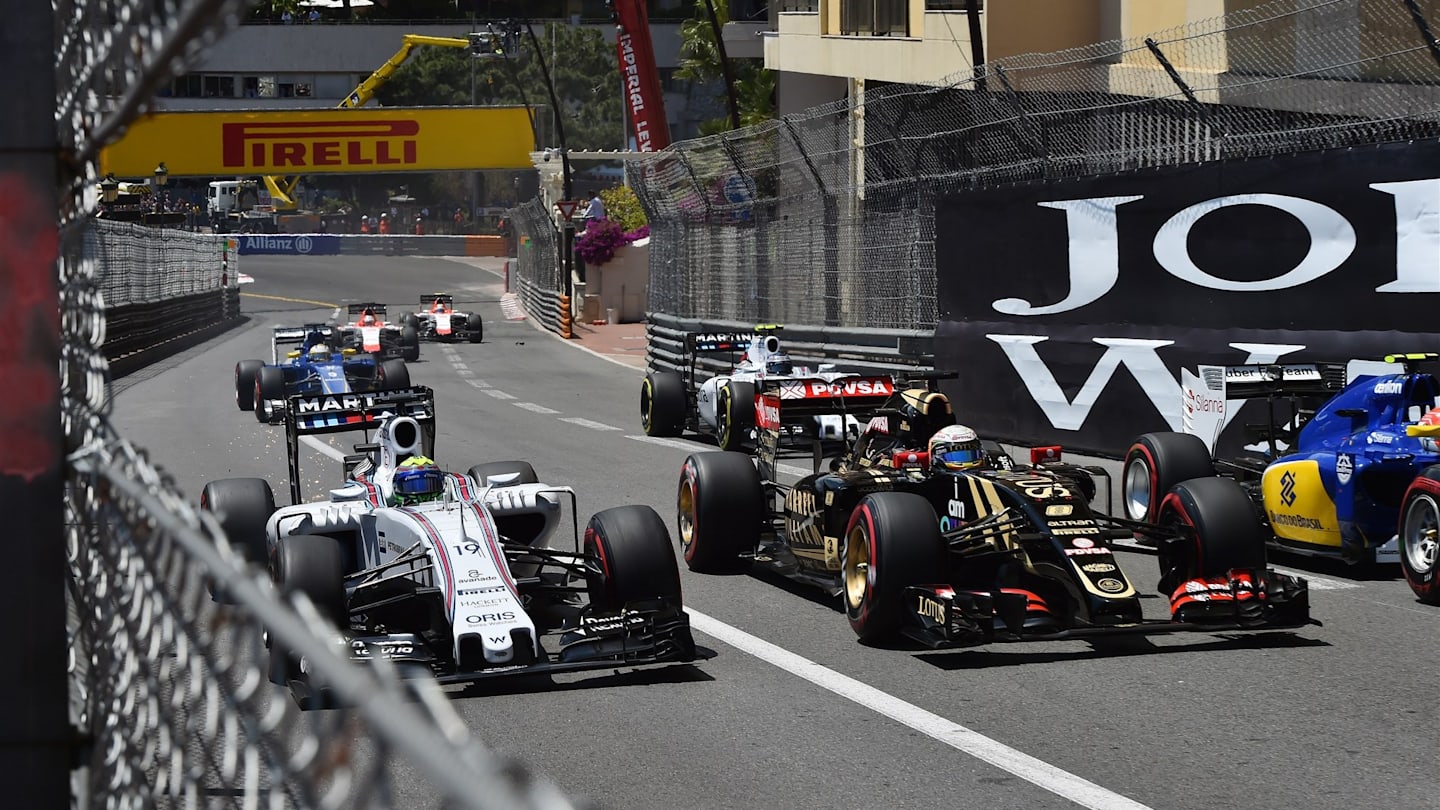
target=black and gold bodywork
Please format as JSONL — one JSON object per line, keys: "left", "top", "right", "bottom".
{"left": 678, "top": 382, "right": 1315, "bottom": 649}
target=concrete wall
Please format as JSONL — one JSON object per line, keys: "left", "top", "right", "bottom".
{"left": 584, "top": 242, "right": 649, "bottom": 323}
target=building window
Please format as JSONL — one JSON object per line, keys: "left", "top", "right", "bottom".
{"left": 257, "top": 76, "right": 278, "bottom": 98}
{"left": 203, "top": 76, "right": 235, "bottom": 98}
{"left": 925, "top": 0, "right": 981, "bottom": 9}
{"left": 841, "top": 0, "right": 908, "bottom": 36}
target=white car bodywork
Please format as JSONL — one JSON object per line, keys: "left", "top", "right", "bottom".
{"left": 265, "top": 415, "right": 566, "bottom": 666}
{"left": 697, "top": 334, "right": 861, "bottom": 440}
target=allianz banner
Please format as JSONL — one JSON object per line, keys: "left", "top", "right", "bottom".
{"left": 236, "top": 234, "right": 339, "bottom": 256}
{"left": 935, "top": 140, "right": 1440, "bottom": 456}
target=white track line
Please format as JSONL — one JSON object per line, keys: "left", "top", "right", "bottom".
{"left": 558, "top": 417, "right": 621, "bottom": 431}
{"left": 464, "top": 379, "right": 491, "bottom": 389}
{"left": 514, "top": 402, "right": 560, "bottom": 415}
{"left": 301, "top": 436, "right": 346, "bottom": 463}
{"left": 483, "top": 389, "right": 517, "bottom": 400}
{"left": 455, "top": 369, "right": 474, "bottom": 377}
{"left": 452, "top": 362, "right": 469, "bottom": 371}
{"left": 685, "top": 609, "right": 1152, "bottom": 810}
{"left": 627, "top": 435, "right": 709, "bottom": 452}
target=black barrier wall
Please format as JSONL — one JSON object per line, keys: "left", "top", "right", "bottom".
{"left": 936, "top": 140, "right": 1440, "bottom": 456}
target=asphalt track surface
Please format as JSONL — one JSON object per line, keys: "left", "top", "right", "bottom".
{"left": 111, "top": 254, "right": 1440, "bottom": 809}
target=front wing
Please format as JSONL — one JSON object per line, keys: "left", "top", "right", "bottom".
{"left": 900, "top": 568, "right": 1314, "bottom": 649}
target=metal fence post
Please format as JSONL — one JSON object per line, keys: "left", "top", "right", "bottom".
{"left": 0, "top": 0, "right": 69, "bottom": 805}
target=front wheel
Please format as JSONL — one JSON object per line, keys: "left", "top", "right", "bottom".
{"left": 1400, "top": 470, "right": 1440, "bottom": 604}
{"left": 269, "top": 535, "right": 346, "bottom": 700}
{"left": 401, "top": 326, "right": 421, "bottom": 362}
{"left": 467, "top": 314, "right": 483, "bottom": 344}
{"left": 585, "top": 505, "right": 682, "bottom": 610}
{"left": 235, "top": 360, "right": 264, "bottom": 411}
{"left": 1156, "top": 476, "right": 1266, "bottom": 594}
{"left": 200, "top": 477, "right": 276, "bottom": 567}
{"left": 255, "top": 366, "right": 287, "bottom": 423}
{"left": 843, "top": 492, "right": 945, "bottom": 643}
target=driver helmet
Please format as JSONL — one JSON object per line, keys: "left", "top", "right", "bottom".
{"left": 766, "top": 353, "right": 794, "bottom": 375}
{"left": 359, "top": 309, "right": 377, "bottom": 325}
{"left": 929, "top": 424, "right": 985, "bottom": 472}
{"left": 306, "top": 344, "right": 331, "bottom": 363}
{"left": 391, "top": 456, "right": 446, "bottom": 506}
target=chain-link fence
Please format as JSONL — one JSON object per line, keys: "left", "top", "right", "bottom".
{"left": 508, "top": 198, "right": 564, "bottom": 332}
{"left": 51, "top": 0, "right": 586, "bottom": 806}
{"left": 635, "top": 0, "right": 1440, "bottom": 331}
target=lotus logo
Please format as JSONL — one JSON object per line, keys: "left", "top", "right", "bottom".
{"left": 1280, "top": 471, "right": 1297, "bottom": 506}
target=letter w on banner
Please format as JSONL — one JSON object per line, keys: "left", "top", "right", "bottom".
{"left": 612, "top": 0, "right": 671, "bottom": 152}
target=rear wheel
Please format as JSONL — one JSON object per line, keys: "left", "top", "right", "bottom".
{"left": 584, "top": 505, "right": 682, "bottom": 610}
{"left": 467, "top": 314, "right": 483, "bottom": 343}
{"left": 677, "top": 452, "right": 763, "bottom": 573}
{"left": 255, "top": 366, "right": 287, "bottom": 423}
{"left": 378, "top": 358, "right": 409, "bottom": 391}
{"left": 1156, "top": 476, "right": 1266, "bottom": 594}
{"left": 467, "top": 461, "right": 539, "bottom": 487}
{"left": 1400, "top": 470, "right": 1440, "bottom": 604}
{"left": 235, "top": 360, "right": 264, "bottom": 411}
{"left": 641, "top": 371, "right": 687, "bottom": 437}
{"left": 200, "top": 477, "right": 276, "bottom": 567}
{"left": 843, "top": 492, "right": 945, "bottom": 643}
{"left": 716, "top": 381, "right": 756, "bottom": 452}
{"left": 1123, "top": 432, "right": 1214, "bottom": 522}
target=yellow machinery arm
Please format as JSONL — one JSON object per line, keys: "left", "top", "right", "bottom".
{"left": 263, "top": 33, "right": 481, "bottom": 209}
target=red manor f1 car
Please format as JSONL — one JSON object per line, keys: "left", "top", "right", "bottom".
{"left": 201, "top": 386, "right": 708, "bottom": 706}
{"left": 676, "top": 379, "right": 1314, "bottom": 647}
{"left": 332, "top": 302, "right": 421, "bottom": 362}
{"left": 401, "top": 293, "right": 483, "bottom": 343}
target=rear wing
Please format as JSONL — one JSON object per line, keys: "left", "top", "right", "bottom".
{"left": 283, "top": 385, "right": 436, "bottom": 503}
{"left": 1215, "top": 362, "right": 1348, "bottom": 399}
{"left": 271, "top": 324, "right": 332, "bottom": 363}
{"left": 686, "top": 332, "right": 757, "bottom": 354}
{"left": 753, "top": 375, "right": 896, "bottom": 481}
{"left": 1180, "top": 362, "right": 1348, "bottom": 455}
{"left": 347, "top": 302, "right": 389, "bottom": 318}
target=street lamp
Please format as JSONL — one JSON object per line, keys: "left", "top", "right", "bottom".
{"left": 152, "top": 162, "right": 169, "bottom": 216}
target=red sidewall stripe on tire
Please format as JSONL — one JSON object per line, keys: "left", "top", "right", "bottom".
{"left": 1159, "top": 491, "right": 1203, "bottom": 575}
{"left": 682, "top": 464, "right": 698, "bottom": 563}
{"left": 844, "top": 502, "right": 878, "bottom": 625}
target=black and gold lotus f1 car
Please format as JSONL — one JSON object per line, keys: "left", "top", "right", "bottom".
{"left": 676, "top": 379, "right": 1316, "bottom": 648}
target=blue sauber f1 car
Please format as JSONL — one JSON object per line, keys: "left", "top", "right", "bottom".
{"left": 234, "top": 325, "right": 411, "bottom": 424}
{"left": 1124, "top": 356, "right": 1440, "bottom": 567}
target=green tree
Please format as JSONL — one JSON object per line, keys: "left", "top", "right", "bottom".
{"left": 675, "top": 1, "right": 776, "bottom": 134}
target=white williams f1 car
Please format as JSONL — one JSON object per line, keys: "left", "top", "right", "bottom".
{"left": 641, "top": 325, "right": 894, "bottom": 451}
{"left": 199, "top": 386, "right": 709, "bottom": 707}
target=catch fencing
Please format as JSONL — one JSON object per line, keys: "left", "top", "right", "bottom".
{"left": 508, "top": 197, "right": 565, "bottom": 334}
{"left": 51, "top": 0, "right": 584, "bottom": 807}
{"left": 632, "top": 0, "right": 1440, "bottom": 332}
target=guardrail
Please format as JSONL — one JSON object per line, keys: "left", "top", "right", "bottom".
{"left": 103, "top": 289, "right": 243, "bottom": 375}
{"left": 645, "top": 312, "right": 934, "bottom": 380}
{"left": 517, "top": 275, "right": 561, "bottom": 335}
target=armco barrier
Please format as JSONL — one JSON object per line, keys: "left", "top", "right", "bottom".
{"left": 645, "top": 313, "right": 933, "bottom": 382}
{"left": 517, "top": 275, "right": 561, "bottom": 335}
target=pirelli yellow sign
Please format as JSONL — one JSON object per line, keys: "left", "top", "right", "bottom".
{"left": 99, "top": 107, "right": 533, "bottom": 176}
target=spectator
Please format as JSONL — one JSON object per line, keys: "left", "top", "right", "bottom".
{"left": 452, "top": 207, "right": 465, "bottom": 234}
{"left": 583, "top": 191, "right": 604, "bottom": 225}
{"left": 378, "top": 212, "right": 391, "bottom": 235}
{"left": 414, "top": 215, "right": 425, "bottom": 236}
{"left": 307, "top": 7, "right": 320, "bottom": 22}
{"left": 281, "top": 9, "right": 293, "bottom": 23}
{"left": 359, "top": 215, "right": 371, "bottom": 234}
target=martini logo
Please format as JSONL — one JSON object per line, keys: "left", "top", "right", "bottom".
{"left": 296, "top": 393, "right": 382, "bottom": 413}
{"left": 222, "top": 120, "right": 419, "bottom": 169}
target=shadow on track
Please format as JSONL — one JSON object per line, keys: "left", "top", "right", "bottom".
{"left": 447, "top": 661, "right": 716, "bottom": 700}
{"left": 915, "top": 631, "right": 1329, "bottom": 670}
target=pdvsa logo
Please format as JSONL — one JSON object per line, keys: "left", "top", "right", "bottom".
{"left": 222, "top": 120, "right": 419, "bottom": 170}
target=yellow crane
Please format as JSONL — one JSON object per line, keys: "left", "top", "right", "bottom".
{"left": 262, "top": 33, "right": 489, "bottom": 209}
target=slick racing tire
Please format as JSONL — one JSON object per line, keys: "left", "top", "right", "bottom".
{"left": 467, "top": 314, "right": 483, "bottom": 344}
{"left": 843, "top": 492, "right": 945, "bottom": 644}
{"left": 269, "top": 535, "right": 347, "bottom": 698}
{"left": 584, "top": 505, "right": 683, "bottom": 611}
{"left": 1156, "top": 476, "right": 1266, "bottom": 595}
{"left": 716, "top": 380, "right": 756, "bottom": 452}
{"left": 235, "top": 359, "right": 264, "bottom": 411}
{"left": 402, "top": 313, "right": 419, "bottom": 330}
{"left": 255, "top": 366, "right": 287, "bottom": 423}
{"left": 1399, "top": 468, "right": 1440, "bottom": 604}
{"left": 1123, "top": 432, "right": 1215, "bottom": 522}
{"left": 641, "top": 371, "right": 687, "bottom": 437}
{"left": 678, "top": 452, "right": 763, "bottom": 573}
{"left": 467, "top": 461, "right": 539, "bottom": 487}
{"left": 378, "top": 358, "right": 410, "bottom": 391}
{"left": 401, "top": 326, "right": 421, "bottom": 362}
{"left": 200, "top": 477, "right": 276, "bottom": 568}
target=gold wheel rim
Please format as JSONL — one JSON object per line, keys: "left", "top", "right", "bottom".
{"left": 718, "top": 388, "right": 732, "bottom": 446}
{"left": 844, "top": 524, "right": 870, "bottom": 610}
{"left": 641, "top": 379, "right": 654, "bottom": 430}
{"left": 678, "top": 479, "right": 696, "bottom": 550}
